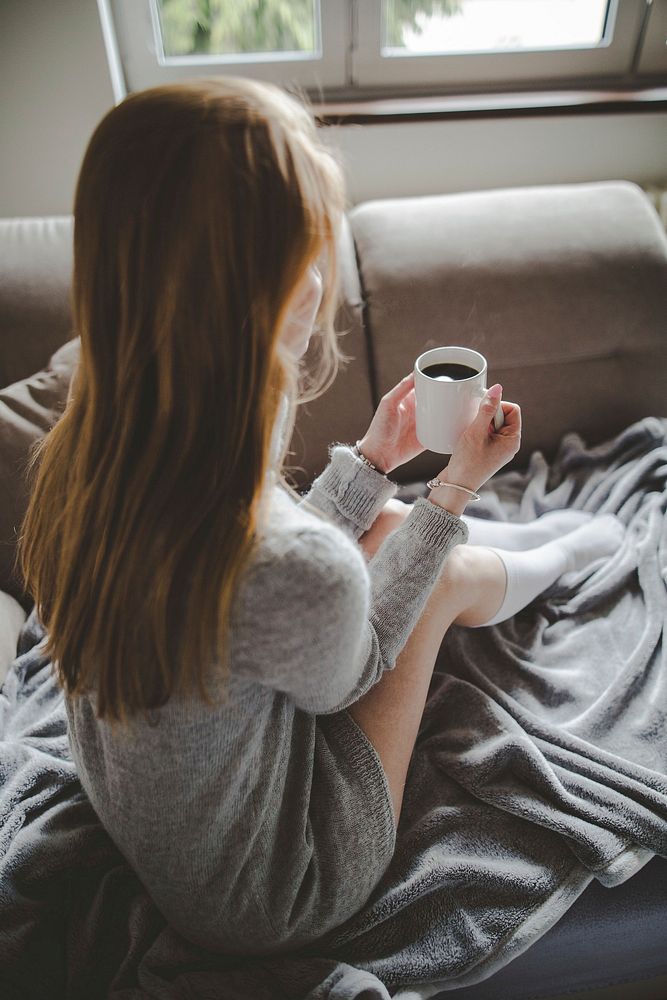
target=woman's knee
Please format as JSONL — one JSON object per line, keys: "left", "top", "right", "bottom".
{"left": 427, "top": 542, "right": 472, "bottom": 621}
{"left": 358, "top": 503, "right": 498, "bottom": 623}
{"left": 380, "top": 497, "right": 413, "bottom": 528}
{"left": 433, "top": 542, "right": 506, "bottom": 627}
{"left": 358, "top": 498, "right": 413, "bottom": 560}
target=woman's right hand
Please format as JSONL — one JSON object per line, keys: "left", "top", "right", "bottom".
{"left": 429, "top": 384, "right": 521, "bottom": 514}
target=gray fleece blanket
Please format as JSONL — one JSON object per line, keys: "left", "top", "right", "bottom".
{"left": 1, "top": 416, "right": 666, "bottom": 1000}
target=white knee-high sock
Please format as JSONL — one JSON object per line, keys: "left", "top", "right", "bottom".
{"left": 470, "top": 513, "right": 625, "bottom": 628}
{"left": 461, "top": 509, "right": 593, "bottom": 551}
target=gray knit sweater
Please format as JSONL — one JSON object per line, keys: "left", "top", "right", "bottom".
{"left": 64, "top": 441, "right": 469, "bottom": 957}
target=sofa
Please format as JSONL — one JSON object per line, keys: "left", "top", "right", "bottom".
{"left": 1, "top": 179, "right": 666, "bottom": 999}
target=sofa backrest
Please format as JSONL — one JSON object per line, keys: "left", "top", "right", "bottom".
{"left": 1, "top": 180, "right": 665, "bottom": 492}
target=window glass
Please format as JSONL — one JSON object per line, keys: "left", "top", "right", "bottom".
{"left": 383, "top": 0, "right": 610, "bottom": 54}
{"left": 154, "top": 0, "right": 319, "bottom": 58}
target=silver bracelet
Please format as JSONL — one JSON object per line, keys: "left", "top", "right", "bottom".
{"left": 353, "top": 441, "right": 379, "bottom": 472}
{"left": 426, "top": 477, "right": 481, "bottom": 502}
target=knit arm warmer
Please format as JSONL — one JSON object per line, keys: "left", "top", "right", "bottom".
{"left": 298, "top": 444, "right": 399, "bottom": 540}
{"left": 237, "top": 496, "right": 469, "bottom": 715}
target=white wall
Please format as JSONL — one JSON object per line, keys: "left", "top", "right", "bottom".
{"left": 0, "top": 0, "right": 665, "bottom": 217}
{"left": 323, "top": 111, "right": 667, "bottom": 205}
{"left": 0, "top": 0, "right": 115, "bottom": 218}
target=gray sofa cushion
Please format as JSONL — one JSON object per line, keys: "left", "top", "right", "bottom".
{"left": 0, "top": 344, "right": 75, "bottom": 610}
{"left": 0, "top": 217, "right": 75, "bottom": 389}
{"left": 350, "top": 180, "right": 667, "bottom": 484}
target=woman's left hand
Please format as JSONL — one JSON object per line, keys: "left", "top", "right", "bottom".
{"left": 356, "top": 371, "right": 425, "bottom": 475}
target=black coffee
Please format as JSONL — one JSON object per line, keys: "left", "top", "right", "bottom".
{"left": 422, "top": 362, "right": 479, "bottom": 382}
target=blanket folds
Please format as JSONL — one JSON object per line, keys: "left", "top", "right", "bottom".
{"left": 1, "top": 416, "right": 666, "bottom": 1000}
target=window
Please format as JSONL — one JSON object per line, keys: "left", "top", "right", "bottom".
{"left": 383, "top": 0, "right": 611, "bottom": 52}
{"left": 355, "top": 0, "right": 648, "bottom": 89}
{"left": 637, "top": 0, "right": 667, "bottom": 76}
{"left": 109, "top": 0, "right": 348, "bottom": 92}
{"left": 104, "top": 0, "right": 666, "bottom": 100}
{"left": 155, "top": 0, "right": 319, "bottom": 58}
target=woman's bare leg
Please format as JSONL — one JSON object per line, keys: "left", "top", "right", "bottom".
{"left": 352, "top": 499, "right": 622, "bottom": 827}
{"left": 349, "top": 500, "right": 506, "bottom": 829}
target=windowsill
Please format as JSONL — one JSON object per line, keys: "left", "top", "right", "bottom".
{"left": 313, "top": 84, "right": 667, "bottom": 126}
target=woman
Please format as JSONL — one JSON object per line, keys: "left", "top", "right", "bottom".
{"left": 16, "top": 77, "right": 623, "bottom": 956}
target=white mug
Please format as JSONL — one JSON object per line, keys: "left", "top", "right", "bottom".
{"left": 414, "top": 346, "right": 504, "bottom": 454}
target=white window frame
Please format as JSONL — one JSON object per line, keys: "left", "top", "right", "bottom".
{"left": 354, "top": 0, "right": 646, "bottom": 89}
{"left": 637, "top": 0, "right": 667, "bottom": 77}
{"left": 109, "top": 0, "right": 349, "bottom": 95}
{"left": 103, "top": 0, "right": 665, "bottom": 102}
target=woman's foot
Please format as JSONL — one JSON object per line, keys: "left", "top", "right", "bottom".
{"left": 554, "top": 512, "right": 626, "bottom": 574}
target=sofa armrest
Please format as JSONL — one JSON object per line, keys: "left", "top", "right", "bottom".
{"left": 0, "top": 216, "right": 75, "bottom": 389}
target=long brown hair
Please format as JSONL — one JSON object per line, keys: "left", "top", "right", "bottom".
{"left": 16, "top": 77, "right": 349, "bottom": 726}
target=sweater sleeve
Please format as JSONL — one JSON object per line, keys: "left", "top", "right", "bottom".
{"left": 234, "top": 496, "right": 469, "bottom": 715}
{"left": 295, "top": 444, "right": 400, "bottom": 541}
